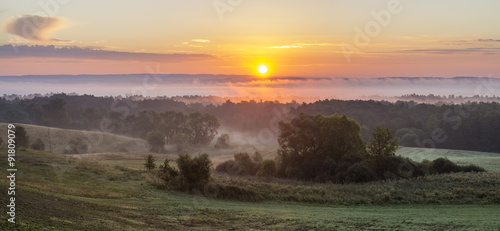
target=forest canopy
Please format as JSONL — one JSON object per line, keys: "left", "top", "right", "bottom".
{"left": 1, "top": 94, "right": 500, "bottom": 152}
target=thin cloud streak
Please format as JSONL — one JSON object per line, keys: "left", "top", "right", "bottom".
{"left": 268, "top": 43, "right": 336, "bottom": 49}
{"left": 0, "top": 45, "right": 217, "bottom": 62}
{"left": 400, "top": 47, "right": 500, "bottom": 55}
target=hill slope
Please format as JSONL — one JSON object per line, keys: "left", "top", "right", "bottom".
{"left": 0, "top": 123, "right": 148, "bottom": 154}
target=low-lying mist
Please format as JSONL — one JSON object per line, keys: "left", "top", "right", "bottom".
{"left": 2, "top": 75, "right": 499, "bottom": 102}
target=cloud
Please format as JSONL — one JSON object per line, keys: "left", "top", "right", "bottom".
{"left": 191, "top": 39, "right": 210, "bottom": 43}
{"left": 182, "top": 39, "right": 211, "bottom": 48}
{"left": 6, "top": 15, "right": 67, "bottom": 41}
{"left": 437, "top": 38, "right": 500, "bottom": 43}
{"left": 474, "top": 39, "right": 500, "bottom": 42}
{"left": 401, "top": 47, "right": 500, "bottom": 55}
{"left": 433, "top": 38, "right": 500, "bottom": 46}
{"left": 267, "top": 43, "right": 336, "bottom": 49}
{"left": 0, "top": 45, "right": 217, "bottom": 62}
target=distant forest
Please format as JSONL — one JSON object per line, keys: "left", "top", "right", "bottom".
{"left": 1, "top": 93, "right": 499, "bottom": 153}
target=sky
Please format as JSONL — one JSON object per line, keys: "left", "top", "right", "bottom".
{"left": 0, "top": 0, "right": 499, "bottom": 78}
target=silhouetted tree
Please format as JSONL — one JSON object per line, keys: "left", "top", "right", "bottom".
{"left": 277, "top": 113, "right": 366, "bottom": 180}
{"left": 42, "top": 98, "right": 68, "bottom": 127}
{"left": 144, "top": 154, "right": 156, "bottom": 171}
{"left": 172, "top": 133, "right": 189, "bottom": 152}
{"left": 367, "top": 126, "right": 399, "bottom": 160}
{"left": 146, "top": 131, "right": 165, "bottom": 153}
{"left": 214, "top": 133, "right": 230, "bottom": 149}
{"left": 187, "top": 112, "right": 219, "bottom": 146}
{"left": 15, "top": 126, "right": 30, "bottom": 148}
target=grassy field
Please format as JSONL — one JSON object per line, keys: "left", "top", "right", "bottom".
{"left": 1, "top": 124, "right": 499, "bottom": 230}
{"left": 0, "top": 123, "right": 149, "bottom": 154}
{"left": 0, "top": 146, "right": 499, "bottom": 230}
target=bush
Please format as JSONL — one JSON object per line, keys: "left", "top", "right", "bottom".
{"left": 433, "top": 158, "right": 485, "bottom": 173}
{"left": 176, "top": 153, "right": 212, "bottom": 191}
{"left": 31, "top": 138, "right": 45, "bottom": 151}
{"left": 158, "top": 158, "right": 179, "bottom": 183}
{"left": 373, "top": 156, "right": 425, "bottom": 180}
{"left": 214, "top": 134, "right": 230, "bottom": 149}
{"left": 343, "top": 161, "right": 378, "bottom": 183}
{"left": 258, "top": 159, "right": 276, "bottom": 177}
{"left": 216, "top": 152, "right": 263, "bottom": 176}
{"left": 460, "top": 164, "right": 485, "bottom": 172}
{"left": 215, "top": 160, "right": 244, "bottom": 175}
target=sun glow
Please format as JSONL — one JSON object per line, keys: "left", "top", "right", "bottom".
{"left": 258, "top": 65, "right": 268, "bottom": 75}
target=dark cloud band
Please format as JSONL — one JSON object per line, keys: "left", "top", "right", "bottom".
{"left": 0, "top": 45, "right": 216, "bottom": 63}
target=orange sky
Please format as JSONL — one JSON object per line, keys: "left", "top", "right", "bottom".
{"left": 1, "top": 1, "right": 500, "bottom": 77}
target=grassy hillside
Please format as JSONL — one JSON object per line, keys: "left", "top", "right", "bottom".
{"left": 0, "top": 147, "right": 499, "bottom": 230}
{"left": 0, "top": 123, "right": 149, "bottom": 154}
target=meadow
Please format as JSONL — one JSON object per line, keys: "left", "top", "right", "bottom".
{"left": 1, "top": 147, "right": 499, "bottom": 230}
{"left": 0, "top": 124, "right": 499, "bottom": 230}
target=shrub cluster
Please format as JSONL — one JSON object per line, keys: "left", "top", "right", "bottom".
{"left": 152, "top": 153, "right": 212, "bottom": 192}
{"left": 215, "top": 152, "right": 276, "bottom": 177}
{"left": 274, "top": 113, "right": 486, "bottom": 183}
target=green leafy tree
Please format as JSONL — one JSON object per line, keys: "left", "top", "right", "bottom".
{"left": 146, "top": 131, "right": 165, "bottom": 153}
{"left": 144, "top": 154, "right": 156, "bottom": 171}
{"left": 15, "top": 126, "right": 30, "bottom": 148}
{"left": 82, "top": 107, "right": 103, "bottom": 129}
{"left": 172, "top": 133, "right": 190, "bottom": 152}
{"left": 159, "top": 111, "right": 186, "bottom": 144}
{"left": 187, "top": 112, "right": 219, "bottom": 146}
{"left": 214, "top": 133, "right": 230, "bottom": 149}
{"left": 367, "top": 126, "right": 399, "bottom": 160}
{"left": 176, "top": 153, "right": 212, "bottom": 191}
{"left": 42, "top": 98, "right": 68, "bottom": 127}
{"left": 277, "top": 113, "right": 366, "bottom": 180}
{"left": 0, "top": 137, "right": 3, "bottom": 146}
{"left": 31, "top": 138, "right": 45, "bottom": 151}
{"left": 2, "top": 109, "right": 31, "bottom": 124}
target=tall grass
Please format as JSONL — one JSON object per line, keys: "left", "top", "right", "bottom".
{"left": 205, "top": 172, "right": 500, "bottom": 205}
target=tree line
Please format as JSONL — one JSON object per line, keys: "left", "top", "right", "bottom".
{"left": 1, "top": 94, "right": 500, "bottom": 152}
{"left": 217, "top": 113, "right": 485, "bottom": 183}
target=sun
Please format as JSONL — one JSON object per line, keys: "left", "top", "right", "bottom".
{"left": 258, "top": 65, "right": 268, "bottom": 75}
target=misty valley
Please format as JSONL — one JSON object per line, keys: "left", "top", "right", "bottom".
{"left": 0, "top": 94, "right": 499, "bottom": 230}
